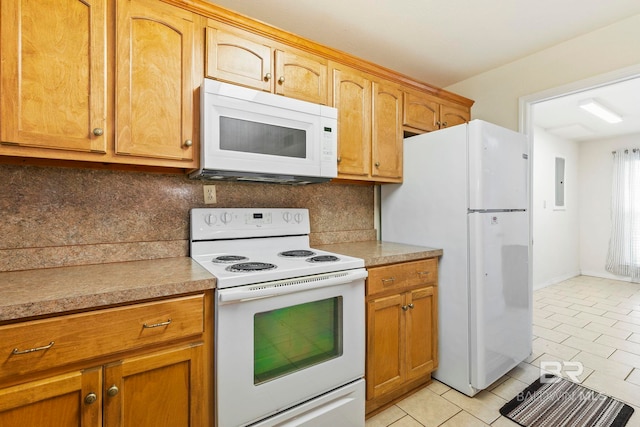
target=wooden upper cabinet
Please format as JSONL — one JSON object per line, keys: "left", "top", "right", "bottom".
{"left": 440, "top": 102, "right": 471, "bottom": 128}
{"left": 403, "top": 90, "right": 440, "bottom": 132}
{"left": 115, "top": 0, "right": 197, "bottom": 165}
{"left": 205, "top": 23, "right": 273, "bottom": 92}
{"left": 403, "top": 89, "right": 470, "bottom": 134}
{"left": 206, "top": 21, "right": 328, "bottom": 105}
{"left": 372, "top": 81, "right": 403, "bottom": 181}
{"left": 0, "top": 0, "right": 471, "bottom": 173}
{"left": 331, "top": 65, "right": 371, "bottom": 178}
{"left": 331, "top": 63, "right": 402, "bottom": 183}
{"left": 274, "top": 49, "right": 328, "bottom": 104}
{"left": 0, "top": 0, "right": 107, "bottom": 155}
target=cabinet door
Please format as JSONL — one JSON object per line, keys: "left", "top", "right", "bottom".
{"left": 440, "top": 103, "right": 470, "bottom": 128}
{"left": 331, "top": 65, "right": 371, "bottom": 178}
{"left": 115, "top": 0, "right": 196, "bottom": 164}
{"left": 274, "top": 49, "right": 328, "bottom": 104}
{"left": 206, "top": 23, "right": 273, "bottom": 92}
{"left": 405, "top": 286, "right": 438, "bottom": 382}
{"left": 403, "top": 90, "right": 440, "bottom": 133}
{"left": 0, "top": 368, "right": 101, "bottom": 427}
{"left": 0, "top": 0, "right": 106, "bottom": 155}
{"left": 104, "top": 344, "right": 204, "bottom": 427}
{"left": 372, "top": 81, "right": 403, "bottom": 181}
{"left": 366, "top": 294, "right": 404, "bottom": 400}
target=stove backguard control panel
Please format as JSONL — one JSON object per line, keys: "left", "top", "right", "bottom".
{"left": 191, "top": 208, "right": 310, "bottom": 241}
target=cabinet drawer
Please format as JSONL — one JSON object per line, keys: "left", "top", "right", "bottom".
{"left": 0, "top": 294, "right": 204, "bottom": 381}
{"left": 367, "top": 258, "right": 437, "bottom": 296}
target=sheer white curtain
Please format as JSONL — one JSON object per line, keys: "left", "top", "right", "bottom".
{"left": 606, "top": 148, "right": 640, "bottom": 282}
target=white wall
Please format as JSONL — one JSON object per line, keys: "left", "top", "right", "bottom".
{"left": 531, "top": 126, "right": 580, "bottom": 289}
{"left": 532, "top": 127, "right": 580, "bottom": 288}
{"left": 445, "top": 14, "right": 640, "bottom": 132}
{"left": 579, "top": 133, "right": 640, "bottom": 280}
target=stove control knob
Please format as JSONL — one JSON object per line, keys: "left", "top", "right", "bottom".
{"left": 221, "top": 212, "right": 233, "bottom": 224}
{"left": 294, "top": 212, "right": 304, "bottom": 223}
{"left": 204, "top": 214, "right": 217, "bottom": 226}
{"left": 282, "top": 212, "right": 292, "bottom": 222}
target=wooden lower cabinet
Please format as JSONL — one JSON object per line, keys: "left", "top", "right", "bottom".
{"left": 105, "top": 344, "right": 205, "bottom": 427}
{"left": 0, "top": 368, "right": 102, "bottom": 427}
{"left": 0, "top": 292, "right": 213, "bottom": 426}
{"left": 365, "top": 259, "right": 438, "bottom": 415}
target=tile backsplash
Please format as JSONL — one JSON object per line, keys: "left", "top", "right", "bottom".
{"left": 1, "top": 164, "right": 375, "bottom": 272}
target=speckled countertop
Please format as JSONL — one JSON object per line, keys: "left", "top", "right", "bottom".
{"left": 316, "top": 240, "right": 442, "bottom": 267}
{"left": 0, "top": 241, "right": 437, "bottom": 323}
{"left": 0, "top": 257, "right": 216, "bottom": 323}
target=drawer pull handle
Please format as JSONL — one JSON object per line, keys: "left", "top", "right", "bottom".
{"left": 12, "top": 341, "right": 55, "bottom": 355}
{"left": 143, "top": 319, "right": 172, "bottom": 329}
{"left": 418, "top": 271, "right": 431, "bottom": 276}
{"left": 381, "top": 278, "right": 395, "bottom": 285}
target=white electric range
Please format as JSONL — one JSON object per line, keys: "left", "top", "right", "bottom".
{"left": 190, "top": 208, "right": 367, "bottom": 427}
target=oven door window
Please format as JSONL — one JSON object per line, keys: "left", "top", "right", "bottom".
{"left": 254, "top": 297, "right": 342, "bottom": 384}
{"left": 220, "top": 116, "right": 307, "bottom": 158}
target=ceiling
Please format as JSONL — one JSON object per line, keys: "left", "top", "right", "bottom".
{"left": 207, "top": 0, "right": 640, "bottom": 141}
{"left": 533, "top": 77, "right": 640, "bottom": 142}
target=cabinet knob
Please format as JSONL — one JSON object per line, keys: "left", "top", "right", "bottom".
{"left": 402, "top": 305, "right": 409, "bottom": 311}
{"left": 107, "top": 385, "right": 119, "bottom": 397}
{"left": 84, "top": 393, "right": 97, "bottom": 404}
{"left": 408, "top": 303, "right": 415, "bottom": 309}
{"left": 435, "top": 121, "right": 441, "bottom": 127}
{"left": 442, "top": 122, "right": 448, "bottom": 127}
{"left": 278, "top": 76, "right": 285, "bottom": 84}
{"left": 183, "top": 139, "right": 193, "bottom": 147}
{"left": 264, "top": 73, "right": 272, "bottom": 81}
{"left": 337, "top": 157, "right": 341, "bottom": 163}
{"left": 375, "top": 162, "right": 380, "bottom": 167}
{"left": 93, "top": 128, "right": 104, "bottom": 136}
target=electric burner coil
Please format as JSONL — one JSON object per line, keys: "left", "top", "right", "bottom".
{"left": 226, "top": 262, "right": 277, "bottom": 272}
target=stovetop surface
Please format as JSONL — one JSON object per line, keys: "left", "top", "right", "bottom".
{"left": 191, "top": 240, "right": 364, "bottom": 289}
{"left": 190, "top": 208, "right": 365, "bottom": 288}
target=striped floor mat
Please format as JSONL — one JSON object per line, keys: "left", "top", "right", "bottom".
{"left": 499, "top": 375, "right": 634, "bottom": 427}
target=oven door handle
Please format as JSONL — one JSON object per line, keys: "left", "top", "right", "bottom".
{"left": 218, "top": 269, "right": 368, "bottom": 304}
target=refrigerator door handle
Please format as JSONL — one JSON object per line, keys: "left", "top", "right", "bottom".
{"left": 468, "top": 209, "right": 527, "bottom": 213}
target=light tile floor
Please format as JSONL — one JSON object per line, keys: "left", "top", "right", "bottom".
{"left": 365, "top": 275, "right": 640, "bottom": 427}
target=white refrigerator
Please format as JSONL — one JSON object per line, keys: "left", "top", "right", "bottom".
{"left": 381, "top": 119, "right": 531, "bottom": 397}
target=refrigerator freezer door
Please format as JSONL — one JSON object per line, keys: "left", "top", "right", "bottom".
{"left": 468, "top": 120, "right": 529, "bottom": 210}
{"left": 468, "top": 211, "right": 531, "bottom": 390}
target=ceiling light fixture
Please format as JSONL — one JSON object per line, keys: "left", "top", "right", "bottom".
{"left": 578, "top": 98, "right": 623, "bottom": 123}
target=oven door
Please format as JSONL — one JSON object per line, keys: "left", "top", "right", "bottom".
{"left": 215, "top": 269, "right": 367, "bottom": 427}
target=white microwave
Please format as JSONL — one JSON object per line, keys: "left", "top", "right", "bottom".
{"left": 190, "top": 79, "right": 338, "bottom": 184}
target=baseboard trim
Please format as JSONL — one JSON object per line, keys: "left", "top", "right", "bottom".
{"left": 533, "top": 271, "right": 581, "bottom": 290}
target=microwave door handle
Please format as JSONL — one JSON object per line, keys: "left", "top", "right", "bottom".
{"left": 218, "top": 270, "right": 368, "bottom": 304}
